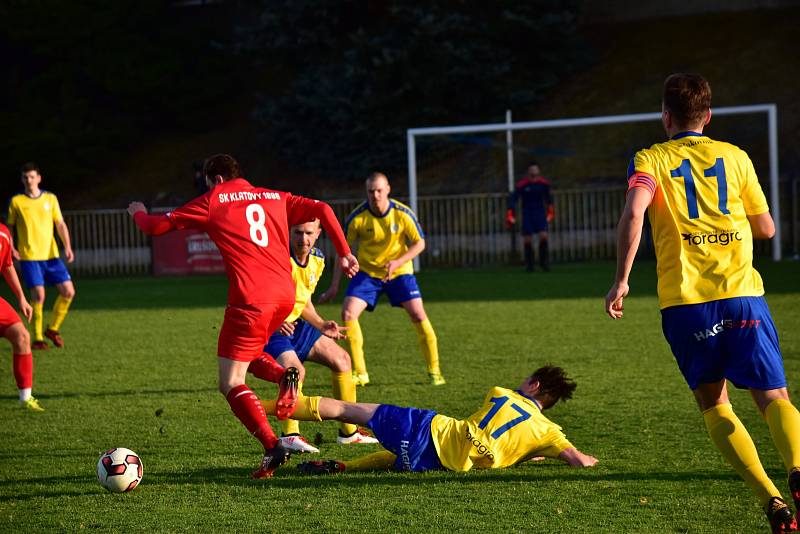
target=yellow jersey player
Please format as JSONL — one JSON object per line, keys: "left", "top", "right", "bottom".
{"left": 247, "top": 220, "right": 379, "bottom": 452}
{"left": 269, "top": 365, "right": 596, "bottom": 474}
{"left": 319, "top": 172, "right": 444, "bottom": 386}
{"left": 7, "top": 163, "right": 76, "bottom": 350}
{"left": 605, "top": 73, "right": 800, "bottom": 533}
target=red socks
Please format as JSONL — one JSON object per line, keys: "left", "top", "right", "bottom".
{"left": 12, "top": 353, "right": 32, "bottom": 389}
{"left": 247, "top": 356, "right": 285, "bottom": 383}
{"left": 225, "top": 385, "right": 278, "bottom": 449}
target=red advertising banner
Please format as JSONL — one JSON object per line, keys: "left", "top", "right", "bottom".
{"left": 152, "top": 229, "right": 226, "bottom": 275}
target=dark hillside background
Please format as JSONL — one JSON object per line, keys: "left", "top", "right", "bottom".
{"left": 1, "top": 1, "right": 798, "bottom": 207}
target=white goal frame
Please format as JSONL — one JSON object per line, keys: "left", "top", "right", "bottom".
{"left": 407, "top": 105, "right": 781, "bottom": 266}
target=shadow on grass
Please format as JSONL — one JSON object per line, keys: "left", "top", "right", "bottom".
{"left": 0, "top": 387, "right": 218, "bottom": 402}
{"left": 0, "top": 466, "right": 749, "bottom": 503}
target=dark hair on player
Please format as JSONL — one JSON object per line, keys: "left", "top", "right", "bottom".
{"left": 203, "top": 154, "right": 240, "bottom": 181}
{"left": 530, "top": 365, "right": 576, "bottom": 406}
{"left": 527, "top": 161, "right": 539, "bottom": 168}
{"left": 20, "top": 162, "right": 40, "bottom": 175}
{"left": 663, "top": 73, "right": 712, "bottom": 129}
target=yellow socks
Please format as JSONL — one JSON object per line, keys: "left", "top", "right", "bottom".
{"left": 345, "top": 319, "right": 367, "bottom": 376}
{"left": 332, "top": 371, "right": 357, "bottom": 435}
{"left": 263, "top": 395, "right": 322, "bottom": 422}
{"left": 765, "top": 399, "right": 800, "bottom": 472}
{"left": 48, "top": 295, "right": 73, "bottom": 332}
{"left": 32, "top": 301, "right": 44, "bottom": 341}
{"left": 279, "top": 382, "right": 302, "bottom": 436}
{"left": 413, "top": 318, "right": 441, "bottom": 375}
{"left": 345, "top": 450, "right": 396, "bottom": 472}
{"left": 703, "top": 403, "right": 780, "bottom": 506}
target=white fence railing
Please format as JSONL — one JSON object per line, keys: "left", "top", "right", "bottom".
{"left": 62, "top": 181, "right": 798, "bottom": 276}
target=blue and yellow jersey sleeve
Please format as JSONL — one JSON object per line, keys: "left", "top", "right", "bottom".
{"left": 286, "top": 248, "right": 325, "bottom": 322}
{"left": 6, "top": 191, "right": 63, "bottom": 261}
{"left": 344, "top": 200, "right": 424, "bottom": 280}
{"left": 429, "top": 386, "right": 573, "bottom": 472}
{"left": 628, "top": 132, "right": 767, "bottom": 308}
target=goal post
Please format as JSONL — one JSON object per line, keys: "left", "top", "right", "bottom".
{"left": 407, "top": 104, "right": 781, "bottom": 267}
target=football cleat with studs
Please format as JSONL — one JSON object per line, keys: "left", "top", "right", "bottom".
{"left": 297, "top": 459, "right": 346, "bottom": 476}
{"left": 337, "top": 428, "right": 379, "bottom": 445}
{"left": 788, "top": 468, "right": 800, "bottom": 526}
{"left": 276, "top": 367, "right": 300, "bottom": 420}
{"left": 32, "top": 340, "right": 48, "bottom": 350}
{"left": 429, "top": 372, "right": 446, "bottom": 386}
{"left": 21, "top": 397, "right": 45, "bottom": 412}
{"left": 45, "top": 329, "right": 64, "bottom": 348}
{"left": 279, "top": 434, "right": 320, "bottom": 454}
{"left": 352, "top": 372, "right": 370, "bottom": 386}
{"left": 251, "top": 443, "right": 291, "bottom": 479}
{"left": 765, "top": 496, "right": 797, "bottom": 534}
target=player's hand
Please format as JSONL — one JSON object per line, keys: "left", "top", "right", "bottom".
{"left": 504, "top": 209, "right": 516, "bottom": 229}
{"left": 546, "top": 205, "right": 555, "bottom": 223}
{"left": 320, "top": 320, "right": 348, "bottom": 340}
{"left": 64, "top": 247, "right": 75, "bottom": 263}
{"left": 382, "top": 260, "right": 402, "bottom": 282}
{"left": 605, "top": 281, "right": 629, "bottom": 319}
{"left": 127, "top": 202, "right": 147, "bottom": 217}
{"left": 278, "top": 322, "right": 295, "bottom": 336}
{"left": 340, "top": 253, "right": 359, "bottom": 279}
{"left": 317, "top": 287, "right": 338, "bottom": 304}
{"left": 19, "top": 298, "right": 32, "bottom": 322}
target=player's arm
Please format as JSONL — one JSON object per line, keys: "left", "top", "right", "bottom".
{"left": 605, "top": 185, "right": 652, "bottom": 319}
{"left": 747, "top": 213, "right": 775, "bottom": 239}
{"left": 127, "top": 202, "right": 176, "bottom": 236}
{"left": 545, "top": 184, "right": 555, "bottom": 222}
{"left": 6, "top": 202, "right": 20, "bottom": 260}
{"left": 286, "top": 196, "right": 358, "bottom": 278}
{"left": 2, "top": 264, "right": 32, "bottom": 322}
{"left": 318, "top": 224, "right": 358, "bottom": 304}
{"left": 383, "top": 239, "right": 425, "bottom": 282}
{"left": 55, "top": 220, "right": 74, "bottom": 263}
{"left": 300, "top": 300, "right": 347, "bottom": 339}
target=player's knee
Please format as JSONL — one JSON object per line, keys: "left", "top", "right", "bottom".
{"left": 8, "top": 326, "right": 30, "bottom": 353}
{"left": 331, "top": 350, "right": 351, "bottom": 372}
{"left": 60, "top": 285, "right": 76, "bottom": 299}
{"left": 342, "top": 308, "right": 358, "bottom": 323}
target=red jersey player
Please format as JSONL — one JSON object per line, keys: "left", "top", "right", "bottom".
{"left": 0, "top": 223, "right": 38, "bottom": 410}
{"left": 127, "top": 154, "right": 358, "bottom": 478}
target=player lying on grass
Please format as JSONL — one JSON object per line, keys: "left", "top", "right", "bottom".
{"left": 250, "top": 219, "right": 378, "bottom": 453}
{"left": 263, "top": 365, "right": 597, "bottom": 473}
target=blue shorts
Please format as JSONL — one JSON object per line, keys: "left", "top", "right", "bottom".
{"left": 345, "top": 272, "right": 421, "bottom": 311}
{"left": 367, "top": 405, "right": 443, "bottom": 472}
{"left": 263, "top": 320, "right": 323, "bottom": 362}
{"left": 522, "top": 213, "right": 548, "bottom": 235}
{"left": 661, "top": 296, "right": 785, "bottom": 390}
{"left": 19, "top": 259, "right": 71, "bottom": 288}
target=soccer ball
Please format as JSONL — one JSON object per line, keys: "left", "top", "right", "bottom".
{"left": 96, "top": 448, "right": 143, "bottom": 493}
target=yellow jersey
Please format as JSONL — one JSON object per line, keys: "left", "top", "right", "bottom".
{"left": 6, "top": 191, "right": 64, "bottom": 261}
{"left": 287, "top": 248, "right": 325, "bottom": 322}
{"left": 344, "top": 200, "right": 424, "bottom": 280}
{"left": 429, "top": 387, "right": 573, "bottom": 472}
{"left": 628, "top": 132, "right": 770, "bottom": 309}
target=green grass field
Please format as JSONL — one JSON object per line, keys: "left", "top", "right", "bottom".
{"left": 1, "top": 260, "right": 799, "bottom": 533}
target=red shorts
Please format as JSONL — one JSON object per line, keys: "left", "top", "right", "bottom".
{"left": 217, "top": 301, "right": 295, "bottom": 362}
{"left": 0, "top": 298, "right": 22, "bottom": 336}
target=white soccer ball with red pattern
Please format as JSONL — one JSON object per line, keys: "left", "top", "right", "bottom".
{"left": 96, "top": 448, "right": 143, "bottom": 493}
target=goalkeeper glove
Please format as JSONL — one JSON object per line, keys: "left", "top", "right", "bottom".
{"left": 546, "top": 205, "right": 555, "bottom": 222}
{"left": 504, "top": 209, "right": 516, "bottom": 229}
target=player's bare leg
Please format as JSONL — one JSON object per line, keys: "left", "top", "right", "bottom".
{"left": 694, "top": 380, "right": 795, "bottom": 530}
{"left": 401, "top": 298, "right": 444, "bottom": 385}
{"left": 342, "top": 296, "right": 369, "bottom": 385}
{"left": 218, "top": 357, "right": 289, "bottom": 479}
{"left": 5, "top": 322, "right": 42, "bottom": 411}
{"left": 45, "top": 280, "right": 75, "bottom": 348}
{"left": 308, "top": 337, "right": 379, "bottom": 444}
{"left": 29, "top": 286, "right": 47, "bottom": 350}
